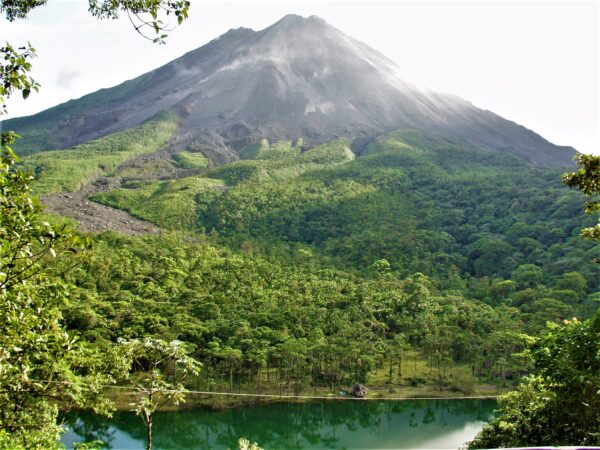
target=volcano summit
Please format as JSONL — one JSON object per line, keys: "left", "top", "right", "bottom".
{"left": 6, "top": 14, "right": 575, "bottom": 167}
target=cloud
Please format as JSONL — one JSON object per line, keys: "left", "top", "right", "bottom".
{"left": 55, "top": 69, "right": 81, "bottom": 89}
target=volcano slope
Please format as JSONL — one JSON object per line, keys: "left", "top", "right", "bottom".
{"left": 6, "top": 14, "right": 579, "bottom": 238}
{"left": 6, "top": 15, "right": 574, "bottom": 168}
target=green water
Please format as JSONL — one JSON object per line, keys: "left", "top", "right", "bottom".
{"left": 61, "top": 399, "right": 495, "bottom": 449}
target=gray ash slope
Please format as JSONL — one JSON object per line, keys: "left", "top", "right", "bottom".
{"left": 6, "top": 14, "right": 575, "bottom": 167}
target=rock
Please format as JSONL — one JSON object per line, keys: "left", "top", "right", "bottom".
{"left": 351, "top": 384, "right": 368, "bottom": 398}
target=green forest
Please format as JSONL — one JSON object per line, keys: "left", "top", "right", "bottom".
{"left": 3, "top": 113, "right": 600, "bottom": 448}
{"left": 23, "top": 123, "right": 600, "bottom": 395}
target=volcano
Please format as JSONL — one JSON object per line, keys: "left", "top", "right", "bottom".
{"left": 5, "top": 14, "right": 575, "bottom": 167}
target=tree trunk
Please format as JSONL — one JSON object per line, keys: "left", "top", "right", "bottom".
{"left": 147, "top": 416, "right": 153, "bottom": 450}
{"left": 397, "top": 354, "right": 402, "bottom": 379}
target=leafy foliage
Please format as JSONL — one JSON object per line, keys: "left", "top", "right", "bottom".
{"left": 0, "top": 43, "right": 39, "bottom": 115}
{"left": 92, "top": 176, "right": 223, "bottom": 229}
{"left": 84, "top": 131, "right": 598, "bottom": 357}
{"left": 2, "top": 8, "right": 598, "bottom": 440}
{"left": 0, "top": 135, "right": 128, "bottom": 449}
{"left": 563, "top": 153, "right": 600, "bottom": 240}
{"left": 184, "top": 131, "right": 599, "bottom": 294}
{"left": 0, "top": 0, "right": 191, "bottom": 447}
{"left": 469, "top": 314, "right": 600, "bottom": 448}
{"left": 61, "top": 232, "right": 529, "bottom": 397}
{"left": 88, "top": 0, "right": 190, "bottom": 44}
{"left": 171, "top": 150, "right": 209, "bottom": 169}
{"left": 1, "top": 0, "right": 47, "bottom": 21}
{"left": 469, "top": 154, "right": 600, "bottom": 448}
{"left": 1, "top": 1, "right": 190, "bottom": 44}
{"left": 205, "top": 139, "right": 354, "bottom": 185}
{"left": 121, "top": 338, "right": 200, "bottom": 450}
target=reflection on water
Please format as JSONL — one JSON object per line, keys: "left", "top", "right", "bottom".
{"left": 61, "top": 398, "right": 495, "bottom": 449}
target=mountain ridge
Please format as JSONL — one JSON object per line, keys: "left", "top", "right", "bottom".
{"left": 5, "top": 14, "right": 576, "bottom": 167}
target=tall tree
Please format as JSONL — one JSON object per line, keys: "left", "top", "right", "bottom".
{"left": 563, "top": 153, "right": 600, "bottom": 241}
{"left": 468, "top": 313, "right": 600, "bottom": 448}
{"left": 469, "top": 156, "right": 600, "bottom": 447}
{"left": 121, "top": 338, "right": 201, "bottom": 450}
{"left": 0, "top": 1, "right": 190, "bottom": 447}
{"left": 0, "top": 131, "right": 130, "bottom": 448}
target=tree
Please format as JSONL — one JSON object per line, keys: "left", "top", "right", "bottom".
{"left": 121, "top": 338, "right": 201, "bottom": 450}
{"left": 511, "top": 264, "right": 543, "bottom": 289}
{"left": 2, "top": 1, "right": 190, "bottom": 43}
{"left": 0, "top": 132, "right": 131, "bottom": 448}
{"left": 468, "top": 313, "right": 600, "bottom": 448}
{"left": 0, "top": 43, "right": 39, "bottom": 115}
{"left": 0, "top": 1, "right": 191, "bottom": 447}
{"left": 554, "top": 271, "right": 587, "bottom": 301}
{"left": 563, "top": 153, "right": 600, "bottom": 241}
{"left": 469, "top": 158, "right": 600, "bottom": 448}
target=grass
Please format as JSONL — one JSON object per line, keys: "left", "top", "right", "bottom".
{"left": 38, "top": 212, "right": 80, "bottom": 229}
{"left": 92, "top": 176, "right": 224, "bottom": 229}
{"left": 205, "top": 160, "right": 271, "bottom": 185}
{"left": 207, "top": 139, "right": 355, "bottom": 185}
{"left": 103, "top": 351, "right": 508, "bottom": 412}
{"left": 89, "top": 139, "right": 358, "bottom": 231}
{"left": 364, "top": 129, "right": 525, "bottom": 179}
{"left": 115, "top": 159, "right": 176, "bottom": 179}
{"left": 172, "top": 150, "right": 209, "bottom": 169}
{"left": 22, "top": 112, "right": 179, "bottom": 195}
{"left": 300, "top": 140, "right": 354, "bottom": 164}
{"left": 240, "top": 139, "right": 301, "bottom": 161}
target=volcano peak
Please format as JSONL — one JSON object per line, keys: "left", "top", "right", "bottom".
{"left": 6, "top": 15, "right": 576, "bottom": 167}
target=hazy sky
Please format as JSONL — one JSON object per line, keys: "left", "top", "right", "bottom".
{"left": 2, "top": 0, "right": 599, "bottom": 154}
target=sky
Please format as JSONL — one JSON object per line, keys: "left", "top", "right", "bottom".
{"left": 1, "top": 0, "right": 599, "bottom": 154}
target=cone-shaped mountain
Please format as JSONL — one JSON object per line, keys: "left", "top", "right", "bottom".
{"left": 6, "top": 14, "right": 575, "bottom": 167}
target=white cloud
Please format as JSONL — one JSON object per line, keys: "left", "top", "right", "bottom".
{"left": 55, "top": 69, "right": 81, "bottom": 89}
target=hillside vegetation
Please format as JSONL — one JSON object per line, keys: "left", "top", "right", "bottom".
{"left": 62, "top": 232, "right": 526, "bottom": 395}
{"left": 6, "top": 72, "right": 156, "bottom": 156}
{"left": 22, "top": 112, "right": 178, "bottom": 194}
{"left": 93, "top": 177, "right": 223, "bottom": 230}
{"left": 94, "top": 129, "right": 598, "bottom": 291}
{"left": 41, "top": 128, "right": 598, "bottom": 396}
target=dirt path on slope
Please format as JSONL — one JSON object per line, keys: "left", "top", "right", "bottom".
{"left": 39, "top": 142, "right": 212, "bottom": 235}
{"left": 41, "top": 177, "right": 160, "bottom": 235}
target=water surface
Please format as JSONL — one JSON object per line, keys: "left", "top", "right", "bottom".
{"left": 61, "top": 398, "right": 495, "bottom": 449}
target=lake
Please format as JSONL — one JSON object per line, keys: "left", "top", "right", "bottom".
{"left": 61, "top": 398, "right": 496, "bottom": 449}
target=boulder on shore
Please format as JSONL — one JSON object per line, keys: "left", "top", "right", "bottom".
{"left": 351, "top": 384, "right": 367, "bottom": 398}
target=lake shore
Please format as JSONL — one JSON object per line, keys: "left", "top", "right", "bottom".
{"left": 99, "top": 381, "right": 507, "bottom": 412}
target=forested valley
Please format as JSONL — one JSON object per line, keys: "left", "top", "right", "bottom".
{"left": 41, "top": 128, "right": 598, "bottom": 396}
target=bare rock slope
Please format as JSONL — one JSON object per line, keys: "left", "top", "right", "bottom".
{"left": 6, "top": 14, "right": 575, "bottom": 167}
